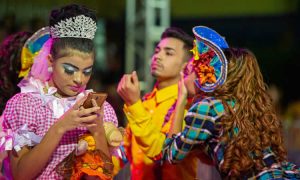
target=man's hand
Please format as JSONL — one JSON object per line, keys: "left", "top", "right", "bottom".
{"left": 117, "top": 71, "right": 141, "bottom": 106}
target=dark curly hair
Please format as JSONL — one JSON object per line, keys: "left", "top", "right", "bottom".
{"left": 210, "top": 48, "right": 286, "bottom": 177}
{"left": 49, "top": 4, "right": 97, "bottom": 60}
{"left": 0, "top": 31, "right": 32, "bottom": 114}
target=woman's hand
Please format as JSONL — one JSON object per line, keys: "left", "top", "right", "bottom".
{"left": 86, "top": 99, "right": 110, "bottom": 156}
{"left": 54, "top": 96, "right": 100, "bottom": 134}
{"left": 168, "top": 72, "right": 188, "bottom": 138}
{"left": 86, "top": 99, "right": 105, "bottom": 136}
{"left": 178, "top": 72, "right": 188, "bottom": 106}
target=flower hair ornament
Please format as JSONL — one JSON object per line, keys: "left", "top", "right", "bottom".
{"left": 50, "top": 15, "right": 97, "bottom": 40}
{"left": 190, "top": 26, "right": 229, "bottom": 92}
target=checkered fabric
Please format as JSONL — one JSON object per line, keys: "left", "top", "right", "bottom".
{"left": 2, "top": 92, "right": 118, "bottom": 179}
{"left": 163, "top": 96, "right": 300, "bottom": 179}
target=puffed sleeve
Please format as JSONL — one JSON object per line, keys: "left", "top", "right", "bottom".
{"left": 163, "top": 97, "right": 225, "bottom": 163}
{"left": 103, "top": 101, "right": 118, "bottom": 127}
{"left": 1, "top": 93, "right": 42, "bottom": 151}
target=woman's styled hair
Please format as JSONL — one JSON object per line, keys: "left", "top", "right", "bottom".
{"left": 0, "top": 32, "right": 32, "bottom": 114}
{"left": 211, "top": 48, "right": 286, "bottom": 177}
{"left": 49, "top": 4, "right": 97, "bottom": 59}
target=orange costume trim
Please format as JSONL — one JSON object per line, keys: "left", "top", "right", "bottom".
{"left": 56, "top": 134, "right": 114, "bottom": 180}
{"left": 70, "top": 150, "right": 113, "bottom": 180}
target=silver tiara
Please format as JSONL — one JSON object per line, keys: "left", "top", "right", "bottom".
{"left": 50, "top": 15, "right": 97, "bottom": 40}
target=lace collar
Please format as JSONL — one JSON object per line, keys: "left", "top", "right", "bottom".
{"left": 18, "top": 77, "right": 92, "bottom": 118}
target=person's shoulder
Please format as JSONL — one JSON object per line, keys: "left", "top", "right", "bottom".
{"left": 103, "top": 101, "right": 114, "bottom": 109}
{"left": 7, "top": 92, "right": 29, "bottom": 103}
{"left": 9, "top": 92, "right": 40, "bottom": 101}
{"left": 190, "top": 96, "right": 224, "bottom": 115}
{"left": 6, "top": 92, "right": 42, "bottom": 108}
{"left": 2, "top": 93, "right": 42, "bottom": 126}
{"left": 191, "top": 96, "right": 221, "bottom": 107}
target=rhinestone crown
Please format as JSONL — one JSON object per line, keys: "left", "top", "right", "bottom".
{"left": 50, "top": 15, "right": 97, "bottom": 40}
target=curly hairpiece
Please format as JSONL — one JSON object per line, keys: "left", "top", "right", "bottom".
{"left": 212, "top": 48, "right": 286, "bottom": 177}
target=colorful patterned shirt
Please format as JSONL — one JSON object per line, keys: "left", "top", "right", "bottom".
{"left": 163, "top": 96, "right": 300, "bottom": 179}
{"left": 1, "top": 79, "right": 118, "bottom": 179}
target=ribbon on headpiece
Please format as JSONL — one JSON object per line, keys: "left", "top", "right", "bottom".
{"left": 19, "top": 47, "right": 39, "bottom": 77}
{"left": 190, "top": 26, "right": 229, "bottom": 92}
{"left": 19, "top": 27, "right": 50, "bottom": 78}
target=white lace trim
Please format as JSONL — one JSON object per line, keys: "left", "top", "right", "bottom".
{"left": 0, "top": 124, "right": 42, "bottom": 152}
{"left": 19, "top": 77, "right": 92, "bottom": 118}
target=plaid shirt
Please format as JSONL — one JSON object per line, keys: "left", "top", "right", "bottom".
{"left": 2, "top": 92, "right": 118, "bottom": 180}
{"left": 163, "top": 96, "right": 300, "bottom": 179}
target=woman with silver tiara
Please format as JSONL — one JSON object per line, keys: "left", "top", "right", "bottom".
{"left": 0, "top": 4, "right": 118, "bottom": 179}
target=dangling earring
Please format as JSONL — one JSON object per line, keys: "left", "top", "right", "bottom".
{"left": 48, "top": 67, "right": 53, "bottom": 73}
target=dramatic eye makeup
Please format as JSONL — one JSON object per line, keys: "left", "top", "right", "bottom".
{"left": 62, "top": 63, "right": 78, "bottom": 75}
{"left": 62, "top": 63, "right": 93, "bottom": 76}
{"left": 83, "top": 67, "right": 93, "bottom": 76}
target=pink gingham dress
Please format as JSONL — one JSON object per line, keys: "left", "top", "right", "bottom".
{"left": 1, "top": 78, "right": 118, "bottom": 179}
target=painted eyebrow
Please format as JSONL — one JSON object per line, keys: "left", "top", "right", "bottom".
{"left": 63, "top": 63, "right": 79, "bottom": 70}
{"left": 62, "top": 63, "right": 93, "bottom": 70}
{"left": 83, "top": 66, "right": 93, "bottom": 71}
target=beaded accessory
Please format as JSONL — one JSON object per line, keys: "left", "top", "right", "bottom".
{"left": 191, "top": 26, "right": 229, "bottom": 92}
{"left": 50, "top": 15, "right": 97, "bottom": 40}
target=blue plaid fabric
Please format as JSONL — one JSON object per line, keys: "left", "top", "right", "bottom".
{"left": 163, "top": 96, "right": 300, "bottom": 179}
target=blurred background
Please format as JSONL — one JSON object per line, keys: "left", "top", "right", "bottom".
{"left": 0, "top": 0, "right": 299, "bottom": 166}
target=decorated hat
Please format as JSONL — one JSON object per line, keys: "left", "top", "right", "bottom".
{"left": 19, "top": 27, "right": 50, "bottom": 78}
{"left": 190, "top": 26, "right": 229, "bottom": 92}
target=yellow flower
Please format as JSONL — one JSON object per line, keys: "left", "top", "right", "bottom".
{"left": 190, "top": 40, "right": 199, "bottom": 60}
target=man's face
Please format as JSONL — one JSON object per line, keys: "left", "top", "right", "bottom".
{"left": 150, "top": 37, "right": 186, "bottom": 82}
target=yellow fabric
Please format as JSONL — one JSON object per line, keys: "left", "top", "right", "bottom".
{"left": 19, "top": 47, "right": 38, "bottom": 78}
{"left": 79, "top": 134, "right": 96, "bottom": 151}
{"left": 123, "top": 84, "right": 198, "bottom": 180}
{"left": 112, "top": 156, "right": 121, "bottom": 176}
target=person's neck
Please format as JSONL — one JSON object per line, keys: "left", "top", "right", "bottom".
{"left": 47, "top": 79, "right": 67, "bottom": 98}
{"left": 156, "top": 77, "right": 179, "bottom": 90}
